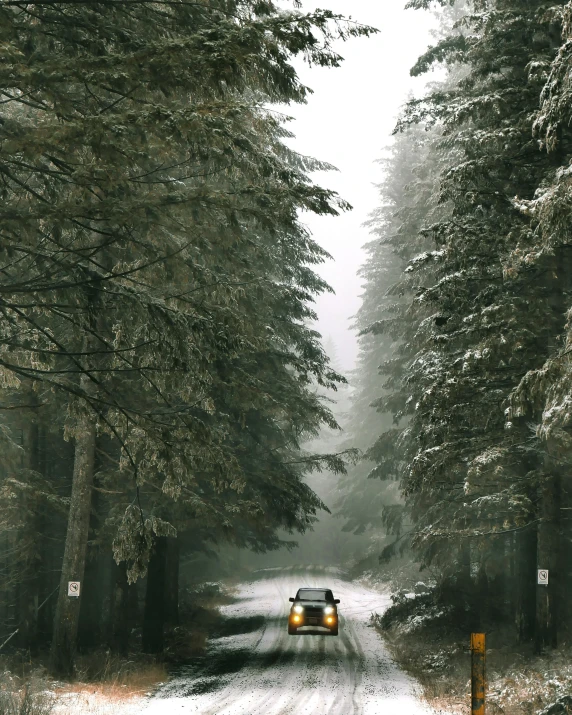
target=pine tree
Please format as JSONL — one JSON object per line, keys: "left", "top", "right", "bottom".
{"left": 1, "top": 0, "right": 376, "bottom": 668}
{"left": 503, "top": 0, "right": 572, "bottom": 649}
{"left": 393, "top": 0, "right": 571, "bottom": 639}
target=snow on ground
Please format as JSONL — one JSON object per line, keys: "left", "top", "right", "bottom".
{"left": 141, "top": 566, "right": 439, "bottom": 715}
{"left": 53, "top": 691, "right": 145, "bottom": 715}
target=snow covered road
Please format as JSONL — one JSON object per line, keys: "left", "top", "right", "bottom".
{"left": 143, "top": 566, "right": 433, "bottom": 715}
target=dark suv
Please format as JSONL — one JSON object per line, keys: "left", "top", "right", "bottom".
{"left": 287, "top": 587, "right": 340, "bottom": 635}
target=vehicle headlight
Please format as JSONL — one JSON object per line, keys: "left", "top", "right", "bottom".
{"left": 293, "top": 604, "right": 304, "bottom": 614}
{"left": 324, "top": 605, "right": 335, "bottom": 615}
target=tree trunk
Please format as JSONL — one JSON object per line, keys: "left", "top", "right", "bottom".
{"left": 142, "top": 537, "right": 167, "bottom": 654}
{"left": 516, "top": 525, "right": 537, "bottom": 643}
{"left": 535, "top": 470, "right": 561, "bottom": 653}
{"left": 78, "top": 543, "right": 106, "bottom": 649}
{"left": 17, "top": 401, "right": 41, "bottom": 650}
{"left": 50, "top": 377, "right": 96, "bottom": 676}
{"left": 558, "top": 482, "right": 572, "bottom": 635}
{"left": 508, "top": 532, "right": 516, "bottom": 619}
{"left": 37, "top": 428, "right": 62, "bottom": 647}
{"left": 109, "top": 560, "right": 135, "bottom": 655}
{"left": 78, "top": 459, "right": 106, "bottom": 650}
{"left": 475, "top": 564, "right": 489, "bottom": 631}
{"left": 164, "top": 537, "right": 179, "bottom": 627}
{"left": 497, "top": 534, "right": 510, "bottom": 622}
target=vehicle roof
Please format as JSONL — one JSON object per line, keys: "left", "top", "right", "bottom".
{"left": 297, "top": 587, "right": 332, "bottom": 590}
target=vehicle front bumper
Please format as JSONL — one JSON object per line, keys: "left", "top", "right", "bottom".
{"left": 288, "top": 612, "right": 337, "bottom": 629}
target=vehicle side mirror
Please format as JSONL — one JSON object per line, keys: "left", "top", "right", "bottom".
{"left": 334, "top": 599, "right": 340, "bottom": 604}
{"left": 289, "top": 597, "right": 295, "bottom": 602}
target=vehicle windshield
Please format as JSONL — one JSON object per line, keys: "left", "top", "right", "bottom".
{"left": 297, "top": 589, "right": 330, "bottom": 601}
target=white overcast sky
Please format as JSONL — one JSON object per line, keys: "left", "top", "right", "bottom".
{"left": 284, "top": 0, "right": 438, "bottom": 372}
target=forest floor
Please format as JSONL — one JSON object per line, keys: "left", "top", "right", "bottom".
{"left": 0, "top": 659, "right": 161, "bottom": 715}
{"left": 14, "top": 567, "right": 572, "bottom": 714}
{"left": 50, "top": 657, "right": 167, "bottom": 715}
{"left": 0, "top": 582, "right": 231, "bottom": 714}
{"left": 375, "top": 584, "right": 572, "bottom": 715}
{"left": 1, "top": 568, "right": 437, "bottom": 714}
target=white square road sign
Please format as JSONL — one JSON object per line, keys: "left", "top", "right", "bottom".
{"left": 67, "top": 581, "right": 81, "bottom": 597}
{"left": 537, "top": 569, "right": 549, "bottom": 586}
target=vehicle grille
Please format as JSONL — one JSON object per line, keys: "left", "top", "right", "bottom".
{"left": 304, "top": 608, "right": 323, "bottom": 618}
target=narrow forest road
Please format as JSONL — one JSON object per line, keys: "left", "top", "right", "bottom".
{"left": 142, "top": 566, "right": 435, "bottom": 715}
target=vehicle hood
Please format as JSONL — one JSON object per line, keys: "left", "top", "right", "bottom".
{"left": 294, "top": 601, "right": 335, "bottom": 609}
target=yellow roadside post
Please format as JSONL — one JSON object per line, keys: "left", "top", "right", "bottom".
{"left": 471, "top": 633, "right": 486, "bottom": 715}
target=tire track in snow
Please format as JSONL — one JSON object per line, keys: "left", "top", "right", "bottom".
{"left": 141, "top": 567, "right": 436, "bottom": 715}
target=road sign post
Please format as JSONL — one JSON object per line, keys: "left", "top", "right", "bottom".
{"left": 67, "top": 581, "right": 80, "bottom": 598}
{"left": 471, "top": 633, "right": 485, "bottom": 715}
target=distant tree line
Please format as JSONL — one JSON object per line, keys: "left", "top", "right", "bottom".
{"left": 0, "top": 0, "right": 373, "bottom": 675}
{"left": 343, "top": 0, "right": 572, "bottom": 652}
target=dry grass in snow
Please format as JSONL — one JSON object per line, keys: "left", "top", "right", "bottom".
{"left": 374, "top": 588, "right": 572, "bottom": 715}
{"left": 52, "top": 660, "right": 166, "bottom": 714}
{"left": 0, "top": 655, "right": 166, "bottom": 715}
{"left": 0, "top": 582, "right": 239, "bottom": 714}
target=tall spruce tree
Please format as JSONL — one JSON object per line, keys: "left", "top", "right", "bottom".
{"left": 504, "top": 0, "right": 572, "bottom": 650}
{"left": 1, "top": 0, "right": 376, "bottom": 671}
{"left": 392, "top": 0, "right": 571, "bottom": 641}
{"left": 339, "top": 0, "right": 572, "bottom": 651}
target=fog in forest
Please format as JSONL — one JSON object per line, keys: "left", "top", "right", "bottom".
{"left": 290, "top": 0, "right": 437, "bottom": 373}
{"left": 246, "top": 0, "right": 437, "bottom": 572}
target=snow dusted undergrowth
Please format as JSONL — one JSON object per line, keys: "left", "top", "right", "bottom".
{"left": 52, "top": 691, "right": 145, "bottom": 715}
{"left": 137, "top": 566, "right": 440, "bottom": 715}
